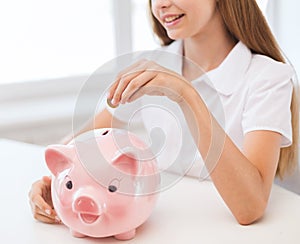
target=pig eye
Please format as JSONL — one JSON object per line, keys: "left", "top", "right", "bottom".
{"left": 66, "top": 180, "right": 73, "bottom": 190}
{"left": 108, "top": 178, "right": 120, "bottom": 193}
{"left": 108, "top": 185, "right": 118, "bottom": 193}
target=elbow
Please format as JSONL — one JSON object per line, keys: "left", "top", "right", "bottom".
{"left": 236, "top": 212, "right": 263, "bottom": 226}
{"left": 234, "top": 200, "right": 267, "bottom": 225}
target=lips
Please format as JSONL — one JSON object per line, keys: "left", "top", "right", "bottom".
{"left": 164, "top": 14, "right": 185, "bottom": 24}
{"left": 79, "top": 213, "right": 100, "bottom": 224}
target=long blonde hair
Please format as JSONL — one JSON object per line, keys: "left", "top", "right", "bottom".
{"left": 148, "top": 0, "right": 299, "bottom": 179}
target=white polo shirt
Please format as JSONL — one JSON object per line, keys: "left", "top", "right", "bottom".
{"left": 107, "top": 40, "right": 294, "bottom": 179}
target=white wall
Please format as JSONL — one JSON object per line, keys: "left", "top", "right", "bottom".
{"left": 272, "top": 0, "right": 300, "bottom": 76}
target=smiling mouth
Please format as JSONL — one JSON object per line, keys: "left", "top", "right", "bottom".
{"left": 164, "top": 14, "right": 185, "bottom": 23}
{"left": 79, "top": 213, "right": 100, "bottom": 224}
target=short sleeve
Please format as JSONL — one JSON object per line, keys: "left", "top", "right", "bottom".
{"left": 242, "top": 60, "right": 294, "bottom": 147}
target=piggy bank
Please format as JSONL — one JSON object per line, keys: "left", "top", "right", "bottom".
{"left": 45, "top": 128, "right": 160, "bottom": 240}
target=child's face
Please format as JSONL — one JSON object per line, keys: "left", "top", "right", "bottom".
{"left": 151, "top": 0, "right": 219, "bottom": 40}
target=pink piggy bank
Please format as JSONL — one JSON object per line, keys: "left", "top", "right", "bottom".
{"left": 45, "top": 128, "right": 160, "bottom": 240}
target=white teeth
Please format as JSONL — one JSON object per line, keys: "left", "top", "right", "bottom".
{"left": 164, "top": 14, "right": 183, "bottom": 23}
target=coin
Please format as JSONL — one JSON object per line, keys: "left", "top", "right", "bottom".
{"left": 107, "top": 98, "right": 118, "bottom": 108}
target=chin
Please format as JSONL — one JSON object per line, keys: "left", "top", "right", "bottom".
{"left": 166, "top": 30, "right": 188, "bottom": 41}
{"left": 166, "top": 33, "right": 182, "bottom": 40}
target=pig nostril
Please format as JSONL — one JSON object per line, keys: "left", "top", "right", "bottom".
{"left": 78, "top": 199, "right": 94, "bottom": 208}
{"left": 75, "top": 197, "right": 99, "bottom": 214}
{"left": 102, "top": 130, "right": 109, "bottom": 136}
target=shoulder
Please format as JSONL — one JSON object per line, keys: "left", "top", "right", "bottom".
{"left": 247, "top": 54, "right": 295, "bottom": 84}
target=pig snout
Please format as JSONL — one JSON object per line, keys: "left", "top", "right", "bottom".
{"left": 73, "top": 196, "right": 103, "bottom": 224}
{"left": 74, "top": 196, "right": 100, "bottom": 213}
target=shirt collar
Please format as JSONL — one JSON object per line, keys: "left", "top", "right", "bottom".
{"left": 163, "top": 40, "right": 252, "bottom": 96}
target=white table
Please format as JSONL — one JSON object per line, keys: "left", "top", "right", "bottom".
{"left": 0, "top": 139, "right": 300, "bottom": 244}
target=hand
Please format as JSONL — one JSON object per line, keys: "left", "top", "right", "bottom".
{"left": 28, "top": 176, "right": 61, "bottom": 224}
{"left": 107, "top": 59, "right": 193, "bottom": 106}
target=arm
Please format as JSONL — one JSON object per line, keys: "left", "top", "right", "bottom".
{"left": 107, "top": 59, "right": 283, "bottom": 225}
{"left": 60, "top": 108, "right": 123, "bottom": 144}
{"left": 179, "top": 87, "right": 281, "bottom": 225}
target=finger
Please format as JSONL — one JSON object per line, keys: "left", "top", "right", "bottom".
{"left": 107, "top": 59, "right": 148, "bottom": 100}
{"left": 42, "top": 175, "right": 51, "bottom": 184}
{"left": 30, "top": 198, "right": 60, "bottom": 224}
{"left": 33, "top": 212, "right": 60, "bottom": 224}
{"left": 127, "top": 83, "right": 165, "bottom": 103}
{"left": 29, "top": 182, "right": 51, "bottom": 210}
{"left": 120, "top": 70, "right": 157, "bottom": 103}
{"left": 109, "top": 59, "right": 151, "bottom": 103}
{"left": 30, "top": 194, "right": 54, "bottom": 216}
{"left": 111, "top": 69, "right": 144, "bottom": 105}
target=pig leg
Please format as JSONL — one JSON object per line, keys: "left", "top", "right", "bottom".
{"left": 114, "top": 229, "right": 136, "bottom": 240}
{"left": 70, "top": 229, "right": 86, "bottom": 238}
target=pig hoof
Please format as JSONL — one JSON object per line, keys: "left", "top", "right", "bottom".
{"left": 114, "top": 229, "right": 136, "bottom": 240}
{"left": 71, "top": 230, "right": 86, "bottom": 238}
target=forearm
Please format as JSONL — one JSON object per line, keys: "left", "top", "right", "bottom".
{"left": 179, "top": 88, "right": 268, "bottom": 224}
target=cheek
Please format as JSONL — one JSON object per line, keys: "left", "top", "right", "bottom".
{"left": 195, "top": 2, "right": 217, "bottom": 23}
{"left": 58, "top": 186, "right": 73, "bottom": 207}
{"left": 53, "top": 178, "right": 73, "bottom": 207}
{"left": 150, "top": 1, "right": 161, "bottom": 23}
{"left": 151, "top": 9, "right": 159, "bottom": 23}
{"left": 107, "top": 195, "right": 134, "bottom": 217}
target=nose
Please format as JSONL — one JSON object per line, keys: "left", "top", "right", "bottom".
{"left": 74, "top": 196, "right": 100, "bottom": 214}
{"left": 152, "top": 0, "right": 172, "bottom": 9}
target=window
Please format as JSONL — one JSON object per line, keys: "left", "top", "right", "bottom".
{"left": 0, "top": 0, "right": 115, "bottom": 84}
{"left": 0, "top": 0, "right": 160, "bottom": 85}
{"left": 1, "top": 1, "right": 299, "bottom": 84}
{"left": 132, "top": 0, "right": 159, "bottom": 51}
{"left": 0, "top": 0, "right": 160, "bottom": 145}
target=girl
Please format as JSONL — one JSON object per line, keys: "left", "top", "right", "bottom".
{"left": 29, "top": 0, "right": 299, "bottom": 225}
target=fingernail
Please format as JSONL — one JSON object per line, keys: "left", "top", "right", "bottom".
{"left": 55, "top": 216, "right": 61, "bottom": 223}
{"left": 45, "top": 209, "right": 51, "bottom": 215}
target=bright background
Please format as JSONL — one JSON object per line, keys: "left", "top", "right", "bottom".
{"left": 0, "top": 0, "right": 299, "bottom": 85}
{"left": 0, "top": 0, "right": 299, "bottom": 144}
{"left": 0, "top": 0, "right": 158, "bottom": 84}
{"left": 0, "top": 0, "right": 299, "bottom": 194}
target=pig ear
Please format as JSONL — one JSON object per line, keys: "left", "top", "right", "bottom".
{"left": 111, "top": 151, "right": 139, "bottom": 176}
{"left": 45, "top": 145, "right": 73, "bottom": 176}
